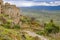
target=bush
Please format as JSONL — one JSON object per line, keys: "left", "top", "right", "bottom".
{"left": 1, "top": 22, "right": 11, "bottom": 29}
{"left": 25, "top": 34, "right": 35, "bottom": 40}
{"left": 36, "top": 31, "right": 45, "bottom": 35}
{"left": 14, "top": 24, "right": 20, "bottom": 29}
{"left": 44, "top": 20, "right": 59, "bottom": 34}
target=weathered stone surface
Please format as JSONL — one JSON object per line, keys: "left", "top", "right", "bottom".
{"left": 0, "top": 0, "right": 20, "bottom": 24}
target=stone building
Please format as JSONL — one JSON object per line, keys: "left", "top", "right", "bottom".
{"left": 0, "top": 0, "right": 20, "bottom": 24}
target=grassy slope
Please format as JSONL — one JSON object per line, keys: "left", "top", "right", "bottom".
{"left": 0, "top": 10, "right": 60, "bottom": 40}
{"left": 0, "top": 26, "right": 21, "bottom": 40}
{"left": 0, "top": 13, "right": 42, "bottom": 40}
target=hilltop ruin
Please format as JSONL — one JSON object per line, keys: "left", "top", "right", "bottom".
{"left": 0, "top": 0, "right": 20, "bottom": 24}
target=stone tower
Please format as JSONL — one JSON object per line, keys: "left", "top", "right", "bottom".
{"left": 0, "top": 0, "right": 3, "bottom": 14}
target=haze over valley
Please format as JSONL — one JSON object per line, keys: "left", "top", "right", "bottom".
{"left": 20, "top": 6, "right": 60, "bottom": 26}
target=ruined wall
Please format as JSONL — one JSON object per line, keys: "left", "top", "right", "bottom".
{"left": 0, "top": 0, "right": 3, "bottom": 14}
{"left": 2, "top": 3, "right": 20, "bottom": 24}
{"left": 0, "top": 5, "right": 1, "bottom": 14}
{"left": 0, "top": 0, "right": 20, "bottom": 24}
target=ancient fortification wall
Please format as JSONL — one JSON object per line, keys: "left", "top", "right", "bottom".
{"left": 0, "top": 0, "right": 20, "bottom": 24}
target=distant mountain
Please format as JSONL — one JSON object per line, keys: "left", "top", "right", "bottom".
{"left": 20, "top": 6, "right": 60, "bottom": 11}
{"left": 20, "top": 6, "right": 60, "bottom": 26}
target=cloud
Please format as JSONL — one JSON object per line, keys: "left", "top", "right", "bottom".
{"left": 3, "top": 0, "right": 60, "bottom": 7}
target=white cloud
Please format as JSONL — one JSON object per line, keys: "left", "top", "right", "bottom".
{"left": 3, "top": 1, "right": 60, "bottom": 7}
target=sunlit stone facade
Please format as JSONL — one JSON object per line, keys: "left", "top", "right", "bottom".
{"left": 0, "top": 0, "right": 20, "bottom": 24}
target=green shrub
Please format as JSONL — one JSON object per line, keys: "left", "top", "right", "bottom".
{"left": 1, "top": 22, "right": 11, "bottom": 29}
{"left": 44, "top": 20, "right": 59, "bottom": 34}
{"left": 36, "top": 31, "right": 45, "bottom": 35}
{"left": 14, "top": 24, "right": 20, "bottom": 29}
{"left": 25, "top": 34, "right": 35, "bottom": 40}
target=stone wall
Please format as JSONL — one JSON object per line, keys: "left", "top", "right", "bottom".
{"left": 0, "top": 5, "right": 1, "bottom": 14}
{"left": 0, "top": 0, "right": 3, "bottom": 14}
{"left": 0, "top": 0, "right": 20, "bottom": 24}
{"left": 3, "top": 5, "right": 20, "bottom": 24}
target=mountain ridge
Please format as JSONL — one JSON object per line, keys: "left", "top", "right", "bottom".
{"left": 20, "top": 6, "right": 60, "bottom": 11}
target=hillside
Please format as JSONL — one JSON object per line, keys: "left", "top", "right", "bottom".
{"left": 0, "top": 12, "right": 41, "bottom": 40}
{"left": 0, "top": 0, "right": 60, "bottom": 40}
{"left": 0, "top": 11, "right": 60, "bottom": 40}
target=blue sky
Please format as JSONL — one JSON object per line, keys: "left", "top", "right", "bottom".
{"left": 3, "top": 0, "right": 60, "bottom": 7}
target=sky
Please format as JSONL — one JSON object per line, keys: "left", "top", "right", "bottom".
{"left": 3, "top": 0, "right": 60, "bottom": 7}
